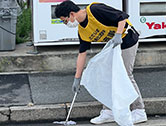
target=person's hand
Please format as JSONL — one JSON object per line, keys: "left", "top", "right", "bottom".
{"left": 112, "top": 33, "right": 122, "bottom": 48}
{"left": 72, "top": 78, "right": 81, "bottom": 93}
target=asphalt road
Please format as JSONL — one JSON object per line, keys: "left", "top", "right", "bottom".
{"left": 1, "top": 67, "right": 166, "bottom": 106}
{"left": 2, "top": 116, "right": 166, "bottom": 126}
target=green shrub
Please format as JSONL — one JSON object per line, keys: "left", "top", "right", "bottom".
{"left": 16, "top": 8, "right": 32, "bottom": 44}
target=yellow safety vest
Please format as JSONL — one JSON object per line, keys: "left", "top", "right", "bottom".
{"left": 78, "top": 2, "right": 128, "bottom": 42}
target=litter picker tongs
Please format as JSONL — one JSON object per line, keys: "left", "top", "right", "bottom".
{"left": 53, "top": 92, "right": 78, "bottom": 126}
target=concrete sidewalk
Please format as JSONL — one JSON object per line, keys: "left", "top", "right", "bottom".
{"left": 1, "top": 98, "right": 166, "bottom": 122}
{"left": 0, "top": 42, "right": 166, "bottom": 73}
{"left": 0, "top": 42, "right": 166, "bottom": 123}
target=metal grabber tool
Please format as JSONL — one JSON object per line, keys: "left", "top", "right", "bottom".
{"left": 53, "top": 92, "right": 78, "bottom": 125}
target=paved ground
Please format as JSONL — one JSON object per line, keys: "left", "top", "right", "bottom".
{"left": 134, "top": 67, "right": 166, "bottom": 98}
{"left": 2, "top": 116, "right": 166, "bottom": 126}
{"left": 0, "top": 42, "right": 166, "bottom": 123}
{"left": 0, "top": 67, "right": 166, "bottom": 106}
{"left": 0, "top": 74, "right": 31, "bottom": 106}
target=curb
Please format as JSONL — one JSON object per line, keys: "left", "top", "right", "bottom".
{"left": 144, "top": 97, "right": 166, "bottom": 115}
{"left": 1, "top": 43, "right": 166, "bottom": 73}
{"left": 0, "top": 98, "right": 166, "bottom": 123}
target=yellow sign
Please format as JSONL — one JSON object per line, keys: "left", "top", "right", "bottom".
{"left": 52, "top": 19, "right": 63, "bottom": 24}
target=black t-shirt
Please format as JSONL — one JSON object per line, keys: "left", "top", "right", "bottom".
{"left": 79, "top": 3, "right": 138, "bottom": 53}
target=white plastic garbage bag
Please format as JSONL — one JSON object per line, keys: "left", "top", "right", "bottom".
{"left": 80, "top": 41, "right": 138, "bottom": 126}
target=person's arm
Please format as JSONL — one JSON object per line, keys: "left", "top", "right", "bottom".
{"left": 72, "top": 34, "right": 91, "bottom": 93}
{"left": 72, "top": 52, "right": 87, "bottom": 93}
{"left": 75, "top": 34, "right": 91, "bottom": 78}
{"left": 111, "top": 19, "right": 127, "bottom": 48}
{"left": 116, "top": 19, "right": 127, "bottom": 34}
{"left": 75, "top": 52, "right": 87, "bottom": 78}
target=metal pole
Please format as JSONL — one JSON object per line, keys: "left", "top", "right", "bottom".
{"left": 65, "top": 92, "right": 78, "bottom": 125}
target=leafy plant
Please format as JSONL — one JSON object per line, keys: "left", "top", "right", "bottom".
{"left": 17, "top": 0, "right": 27, "bottom": 9}
{"left": 16, "top": 7, "right": 32, "bottom": 44}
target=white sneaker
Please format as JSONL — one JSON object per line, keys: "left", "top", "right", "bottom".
{"left": 131, "top": 109, "right": 147, "bottom": 124}
{"left": 90, "top": 109, "right": 114, "bottom": 124}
